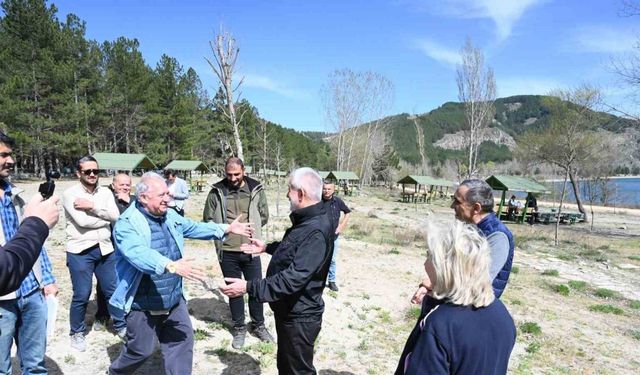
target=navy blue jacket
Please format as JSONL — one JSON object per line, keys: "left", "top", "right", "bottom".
{"left": 476, "top": 213, "right": 515, "bottom": 298}
{"left": 397, "top": 299, "right": 516, "bottom": 375}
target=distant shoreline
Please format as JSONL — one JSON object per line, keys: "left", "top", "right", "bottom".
{"left": 543, "top": 175, "right": 640, "bottom": 182}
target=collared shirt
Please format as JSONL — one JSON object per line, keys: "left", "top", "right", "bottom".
{"left": 0, "top": 181, "right": 55, "bottom": 296}
{"left": 62, "top": 183, "right": 120, "bottom": 255}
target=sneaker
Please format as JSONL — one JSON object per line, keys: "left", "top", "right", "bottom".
{"left": 70, "top": 332, "right": 86, "bottom": 352}
{"left": 328, "top": 281, "right": 339, "bottom": 292}
{"left": 231, "top": 326, "right": 247, "bottom": 349}
{"left": 115, "top": 328, "right": 127, "bottom": 341}
{"left": 249, "top": 324, "right": 274, "bottom": 343}
{"left": 93, "top": 319, "right": 108, "bottom": 332}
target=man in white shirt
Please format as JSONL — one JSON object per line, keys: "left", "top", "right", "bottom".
{"left": 62, "top": 156, "right": 126, "bottom": 351}
{"left": 163, "top": 169, "right": 189, "bottom": 216}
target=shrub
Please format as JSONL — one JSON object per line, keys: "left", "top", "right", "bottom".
{"left": 554, "top": 284, "right": 570, "bottom": 296}
{"left": 594, "top": 288, "right": 619, "bottom": 299}
{"left": 511, "top": 266, "right": 520, "bottom": 274}
{"left": 629, "top": 300, "right": 640, "bottom": 309}
{"left": 406, "top": 306, "right": 421, "bottom": 321}
{"left": 542, "top": 269, "right": 559, "bottom": 277}
{"left": 519, "top": 322, "right": 542, "bottom": 335}
{"left": 525, "top": 342, "right": 541, "bottom": 354}
{"left": 589, "top": 304, "right": 624, "bottom": 315}
{"left": 568, "top": 280, "right": 588, "bottom": 291}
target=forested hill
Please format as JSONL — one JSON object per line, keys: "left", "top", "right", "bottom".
{"left": 379, "top": 95, "right": 637, "bottom": 167}
{"left": 0, "top": 0, "right": 334, "bottom": 175}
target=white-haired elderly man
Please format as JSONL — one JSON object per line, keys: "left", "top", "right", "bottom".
{"left": 108, "top": 172, "right": 253, "bottom": 375}
{"left": 221, "top": 167, "right": 334, "bottom": 375}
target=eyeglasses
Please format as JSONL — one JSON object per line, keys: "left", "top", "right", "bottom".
{"left": 81, "top": 169, "right": 99, "bottom": 176}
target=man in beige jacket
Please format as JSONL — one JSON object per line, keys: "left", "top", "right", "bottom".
{"left": 62, "top": 156, "right": 125, "bottom": 351}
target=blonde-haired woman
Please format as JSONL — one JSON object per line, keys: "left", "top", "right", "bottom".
{"left": 396, "top": 220, "right": 516, "bottom": 375}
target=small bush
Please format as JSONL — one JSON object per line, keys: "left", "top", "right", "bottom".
{"left": 519, "top": 322, "right": 542, "bottom": 335}
{"left": 406, "top": 306, "right": 421, "bottom": 321}
{"left": 630, "top": 330, "right": 640, "bottom": 341}
{"left": 525, "top": 342, "right": 541, "bottom": 354}
{"left": 511, "top": 266, "right": 520, "bottom": 274}
{"left": 628, "top": 255, "right": 640, "bottom": 261}
{"left": 557, "top": 254, "right": 576, "bottom": 261}
{"left": 510, "top": 299, "right": 522, "bottom": 305}
{"left": 193, "top": 328, "right": 209, "bottom": 341}
{"left": 589, "top": 304, "right": 624, "bottom": 315}
{"left": 629, "top": 300, "right": 640, "bottom": 309}
{"left": 554, "top": 284, "right": 570, "bottom": 296}
{"left": 594, "top": 288, "right": 619, "bottom": 299}
{"left": 568, "top": 280, "right": 588, "bottom": 291}
{"left": 542, "top": 269, "right": 559, "bottom": 277}
{"left": 387, "top": 247, "right": 400, "bottom": 255}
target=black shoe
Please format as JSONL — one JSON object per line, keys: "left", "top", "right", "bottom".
{"left": 249, "top": 323, "right": 274, "bottom": 343}
{"left": 231, "top": 326, "right": 247, "bottom": 349}
{"left": 328, "top": 282, "right": 339, "bottom": 292}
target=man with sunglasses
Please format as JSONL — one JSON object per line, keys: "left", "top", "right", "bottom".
{"left": 203, "top": 157, "right": 272, "bottom": 349}
{"left": 62, "top": 156, "right": 126, "bottom": 351}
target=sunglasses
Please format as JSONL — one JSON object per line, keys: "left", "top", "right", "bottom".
{"left": 81, "top": 169, "right": 100, "bottom": 176}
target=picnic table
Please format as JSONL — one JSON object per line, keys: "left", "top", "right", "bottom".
{"left": 538, "top": 210, "right": 585, "bottom": 224}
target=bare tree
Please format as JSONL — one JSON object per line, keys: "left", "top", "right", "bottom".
{"left": 518, "top": 85, "right": 605, "bottom": 244}
{"left": 456, "top": 38, "right": 496, "bottom": 178}
{"left": 206, "top": 27, "right": 245, "bottom": 161}
{"left": 321, "top": 69, "right": 394, "bottom": 174}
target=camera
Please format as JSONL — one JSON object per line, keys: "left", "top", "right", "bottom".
{"left": 39, "top": 170, "right": 61, "bottom": 199}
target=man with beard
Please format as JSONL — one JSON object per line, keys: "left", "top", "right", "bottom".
{"left": 321, "top": 181, "right": 351, "bottom": 292}
{"left": 62, "top": 156, "right": 126, "bottom": 351}
{"left": 0, "top": 131, "right": 60, "bottom": 374}
{"left": 221, "top": 167, "right": 333, "bottom": 375}
{"left": 203, "top": 157, "right": 272, "bottom": 348}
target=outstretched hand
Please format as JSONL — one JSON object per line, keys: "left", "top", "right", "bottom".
{"left": 240, "top": 238, "right": 266, "bottom": 255}
{"left": 172, "top": 258, "right": 206, "bottom": 282}
{"left": 226, "top": 215, "right": 254, "bottom": 237}
{"left": 219, "top": 277, "right": 247, "bottom": 298}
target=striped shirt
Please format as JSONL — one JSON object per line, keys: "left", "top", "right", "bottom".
{"left": 0, "top": 181, "right": 55, "bottom": 296}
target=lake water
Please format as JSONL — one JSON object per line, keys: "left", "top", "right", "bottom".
{"left": 547, "top": 177, "right": 640, "bottom": 209}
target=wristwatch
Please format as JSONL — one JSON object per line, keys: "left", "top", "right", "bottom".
{"left": 166, "top": 261, "right": 177, "bottom": 274}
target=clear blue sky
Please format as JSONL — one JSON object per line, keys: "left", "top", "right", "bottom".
{"left": 53, "top": 0, "right": 640, "bottom": 131}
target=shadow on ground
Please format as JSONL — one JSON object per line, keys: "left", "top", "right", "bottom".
{"left": 11, "top": 356, "right": 63, "bottom": 374}
{"left": 205, "top": 349, "right": 261, "bottom": 375}
{"left": 319, "top": 370, "right": 357, "bottom": 375}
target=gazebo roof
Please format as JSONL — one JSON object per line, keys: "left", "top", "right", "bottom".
{"left": 327, "top": 171, "right": 359, "bottom": 181}
{"left": 397, "top": 175, "right": 455, "bottom": 187}
{"left": 485, "top": 175, "right": 548, "bottom": 193}
{"left": 318, "top": 171, "right": 330, "bottom": 179}
{"left": 164, "top": 160, "right": 209, "bottom": 172}
{"left": 92, "top": 153, "right": 156, "bottom": 171}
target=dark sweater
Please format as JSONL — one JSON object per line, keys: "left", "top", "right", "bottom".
{"left": 397, "top": 299, "right": 516, "bottom": 375}
{"left": 0, "top": 217, "right": 49, "bottom": 295}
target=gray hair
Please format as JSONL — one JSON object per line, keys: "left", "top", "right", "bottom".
{"left": 459, "top": 179, "right": 494, "bottom": 213}
{"left": 290, "top": 167, "right": 322, "bottom": 202}
{"left": 426, "top": 220, "right": 495, "bottom": 308}
{"left": 136, "top": 172, "right": 165, "bottom": 199}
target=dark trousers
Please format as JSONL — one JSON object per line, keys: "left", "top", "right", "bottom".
{"left": 67, "top": 245, "right": 125, "bottom": 334}
{"left": 220, "top": 251, "right": 264, "bottom": 328}
{"left": 109, "top": 298, "right": 193, "bottom": 375}
{"left": 96, "top": 281, "right": 109, "bottom": 321}
{"left": 274, "top": 317, "right": 322, "bottom": 375}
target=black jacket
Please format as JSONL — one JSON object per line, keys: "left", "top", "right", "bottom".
{"left": 0, "top": 217, "right": 49, "bottom": 295}
{"left": 247, "top": 202, "right": 333, "bottom": 320}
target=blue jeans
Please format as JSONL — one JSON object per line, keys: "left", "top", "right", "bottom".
{"left": 67, "top": 245, "right": 125, "bottom": 334}
{"left": 328, "top": 238, "right": 339, "bottom": 282}
{"left": 0, "top": 290, "right": 47, "bottom": 374}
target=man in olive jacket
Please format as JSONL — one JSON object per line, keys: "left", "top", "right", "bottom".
{"left": 203, "top": 157, "right": 271, "bottom": 348}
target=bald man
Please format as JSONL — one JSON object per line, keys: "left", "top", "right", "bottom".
{"left": 110, "top": 173, "right": 134, "bottom": 214}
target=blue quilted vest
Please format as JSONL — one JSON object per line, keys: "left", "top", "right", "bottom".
{"left": 131, "top": 206, "right": 183, "bottom": 311}
{"left": 476, "top": 213, "right": 514, "bottom": 298}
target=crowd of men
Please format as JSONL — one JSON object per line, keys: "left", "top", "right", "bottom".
{"left": 0, "top": 127, "right": 517, "bottom": 375}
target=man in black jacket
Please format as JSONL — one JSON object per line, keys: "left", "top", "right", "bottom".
{"left": 0, "top": 195, "right": 60, "bottom": 295}
{"left": 221, "top": 167, "right": 333, "bottom": 375}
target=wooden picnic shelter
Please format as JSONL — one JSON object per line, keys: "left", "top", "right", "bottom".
{"left": 485, "top": 175, "right": 548, "bottom": 223}
{"left": 397, "top": 175, "right": 455, "bottom": 203}
{"left": 326, "top": 171, "right": 359, "bottom": 195}
{"left": 164, "top": 160, "right": 210, "bottom": 192}
{"left": 92, "top": 152, "right": 156, "bottom": 173}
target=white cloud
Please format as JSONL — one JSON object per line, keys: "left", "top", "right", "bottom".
{"left": 497, "top": 76, "right": 564, "bottom": 97}
{"left": 415, "top": 0, "right": 546, "bottom": 41}
{"left": 243, "top": 73, "right": 306, "bottom": 99}
{"left": 571, "top": 26, "right": 637, "bottom": 54}
{"left": 414, "top": 39, "right": 461, "bottom": 67}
